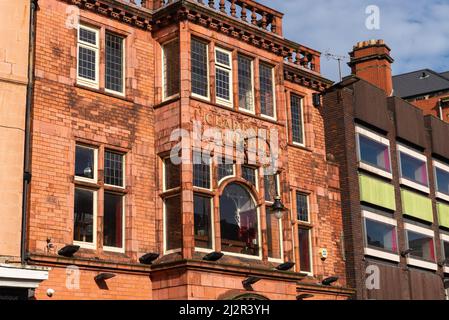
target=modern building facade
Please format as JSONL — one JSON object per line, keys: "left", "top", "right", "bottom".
{"left": 0, "top": 0, "right": 49, "bottom": 300}
{"left": 21, "top": 0, "right": 353, "bottom": 300}
{"left": 324, "top": 40, "right": 449, "bottom": 300}
{"left": 393, "top": 69, "right": 449, "bottom": 122}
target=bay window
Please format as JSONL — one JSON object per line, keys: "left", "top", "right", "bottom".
{"left": 238, "top": 54, "right": 254, "bottom": 113}
{"left": 215, "top": 48, "right": 233, "bottom": 106}
{"left": 163, "top": 157, "right": 181, "bottom": 191}
{"left": 259, "top": 63, "right": 275, "bottom": 118}
{"left": 193, "top": 151, "right": 211, "bottom": 190}
{"left": 434, "top": 160, "right": 449, "bottom": 201}
{"left": 404, "top": 222, "right": 437, "bottom": 270}
{"left": 398, "top": 144, "right": 429, "bottom": 193}
{"left": 290, "top": 94, "right": 304, "bottom": 145}
{"left": 194, "top": 194, "right": 213, "bottom": 250}
{"left": 164, "top": 194, "right": 182, "bottom": 253}
{"left": 362, "top": 209, "right": 399, "bottom": 261}
{"left": 191, "top": 38, "right": 209, "bottom": 99}
{"left": 355, "top": 126, "right": 391, "bottom": 178}
{"left": 162, "top": 39, "right": 180, "bottom": 100}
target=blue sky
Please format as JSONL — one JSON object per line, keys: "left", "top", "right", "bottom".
{"left": 258, "top": 0, "right": 449, "bottom": 81}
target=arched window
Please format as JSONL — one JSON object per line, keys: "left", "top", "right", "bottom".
{"left": 220, "top": 183, "right": 260, "bottom": 257}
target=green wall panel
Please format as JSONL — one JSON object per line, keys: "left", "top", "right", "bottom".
{"left": 437, "top": 202, "right": 449, "bottom": 229}
{"left": 359, "top": 174, "right": 396, "bottom": 211}
{"left": 401, "top": 189, "right": 433, "bottom": 223}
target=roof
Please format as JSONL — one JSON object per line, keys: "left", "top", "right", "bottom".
{"left": 441, "top": 71, "right": 449, "bottom": 80}
{"left": 392, "top": 69, "right": 449, "bottom": 98}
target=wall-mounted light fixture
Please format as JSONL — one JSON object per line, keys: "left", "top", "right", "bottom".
{"left": 271, "top": 196, "right": 287, "bottom": 220}
{"left": 312, "top": 93, "right": 322, "bottom": 108}
{"left": 57, "top": 245, "right": 80, "bottom": 258}
{"left": 139, "top": 252, "right": 160, "bottom": 265}
{"left": 203, "top": 251, "right": 224, "bottom": 262}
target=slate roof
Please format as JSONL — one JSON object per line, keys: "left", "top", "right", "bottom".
{"left": 393, "top": 69, "right": 449, "bottom": 98}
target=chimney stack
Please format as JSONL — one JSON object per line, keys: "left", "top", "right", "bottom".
{"left": 348, "top": 39, "right": 394, "bottom": 96}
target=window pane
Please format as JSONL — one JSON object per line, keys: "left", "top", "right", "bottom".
{"left": 400, "top": 152, "right": 428, "bottom": 186}
{"left": 291, "top": 94, "right": 304, "bottom": 144}
{"left": 407, "top": 230, "right": 435, "bottom": 262}
{"left": 103, "top": 193, "right": 123, "bottom": 248}
{"left": 79, "top": 28, "right": 96, "bottom": 45}
{"left": 296, "top": 192, "right": 309, "bottom": 222}
{"left": 75, "top": 145, "right": 95, "bottom": 179}
{"left": 365, "top": 218, "right": 398, "bottom": 252}
{"left": 191, "top": 39, "right": 208, "bottom": 97}
{"left": 216, "top": 68, "right": 231, "bottom": 101}
{"left": 104, "top": 151, "right": 124, "bottom": 187}
{"left": 78, "top": 46, "right": 96, "bottom": 81}
{"left": 238, "top": 55, "right": 254, "bottom": 111}
{"left": 264, "top": 171, "right": 278, "bottom": 202}
{"left": 105, "top": 33, "right": 124, "bottom": 93}
{"left": 74, "top": 188, "right": 94, "bottom": 243}
{"left": 359, "top": 135, "right": 391, "bottom": 172}
{"left": 298, "top": 228, "right": 311, "bottom": 272}
{"left": 436, "top": 167, "right": 449, "bottom": 195}
{"left": 260, "top": 63, "right": 274, "bottom": 117}
{"left": 220, "top": 184, "right": 259, "bottom": 256}
{"left": 194, "top": 194, "right": 212, "bottom": 249}
{"left": 193, "top": 151, "right": 210, "bottom": 189}
{"left": 163, "top": 40, "right": 180, "bottom": 98}
{"left": 266, "top": 210, "right": 281, "bottom": 259}
{"left": 216, "top": 50, "right": 231, "bottom": 66}
{"left": 242, "top": 166, "right": 257, "bottom": 186}
{"left": 165, "top": 195, "right": 182, "bottom": 251}
{"left": 164, "top": 158, "right": 181, "bottom": 190}
{"left": 443, "top": 240, "right": 449, "bottom": 260}
{"left": 217, "top": 158, "right": 234, "bottom": 182}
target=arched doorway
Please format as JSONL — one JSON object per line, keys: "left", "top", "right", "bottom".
{"left": 219, "top": 183, "right": 260, "bottom": 257}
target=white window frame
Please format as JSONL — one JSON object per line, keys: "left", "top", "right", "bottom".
{"left": 103, "top": 194, "right": 126, "bottom": 253}
{"left": 191, "top": 38, "right": 210, "bottom": 101}
{"left": 290, "top": 94, "right": 306, "bottom": 147}
{"left": 73, "top": 187, "right": 98, "bottom": 250}
{"left": 259, "top": 63, "right": 277, "bottom": 121}
{"left": 104, "top": 32, "right": 126, "bottom": 97}
{"left": 404, "top": 222, "right": 437, "bottom": 270}
{"left": 237, "top": 54, "right": 255, "bottom": 114}
{"left": 162, "top": 157, "right": 180, "bottom": 192}
{"left": 104, "top": 151, "right": 126, "bottom": 189}
{"left": 214, "top": 47, "right": 233, "bottom": 108}
{"left": 355, "top": 125, "right": 392, "bottom": 180}
{"left": 194, "top": 196, "right": 216, "bottom": 254}
{"left": 77, "top": 24, "right": 100, "bottom": 89}
{"left": 397, "top": 144, "right": 430, "bottom": 194}
{"left": 441, "top": 233, "right": 449, "bottom": 274}
{"left": 217, "top": 161, "right": 235, "bottom": 186}
{"left": 74, "top": 144, "right": 98, "bottom": 184}
{"left": 295, "top": 191, "right": 310, "bottom": 224}
{"left": 362, "top": 210, "right": 400, "bottom": 262}
{"left": 163, "top": 194, "right": 182, "bottom": 255}
{"left": 434, "top": 160, "right": 449, "bottom": 202}
{"left": 193, "top": 150, "right": 213, "bottom": 192}
{"left": 161, "top": 38, "right": 179, "bottom": 101}
{"left": 242, "top": 165, "right": 259, "bottom": 190}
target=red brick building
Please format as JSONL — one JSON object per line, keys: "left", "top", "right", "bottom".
{"left": 24, "top": 0, "right": 353, "bottom": 300}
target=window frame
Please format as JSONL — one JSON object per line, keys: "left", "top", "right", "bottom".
{"left": 163, "top": 193, "right": 183, "bottom": 255}
{"left": 161, "top": 38, "right": 180, "bottom": 101}
{"left": 355, "top": 125, "right": 392, "bottom": 179}
{"left": 193, "top": 150, "right": 213, "bottom": 191}
{"left": 296, "top": 191, "right": 310, "bottom": 223}
{"left": 297, "top": 226, "right": 313, "bottom": 275}
{"left": 102, "top": 192, "right": 126, "bottom": 253}
{"left": 362, "top": 210, "right": 400, "bottom": 262}
{"left": 73, "top": 187, "right": 98, "bottom": 250}
{"left": 259, "top": 62, "right": 277, "bottom": 120}
{"left": 242, "top": 165, "right": 258, "bottom": 190}
{"left": 217, "top": 159, "right": 235, "bottom": 185}
{"left": 292, "top": 190, "right": 313, "bottom": 275}
{"left": 433, "top": 160, "right": 449, "bottom": 202}
{"left": 193, "top": 194, "right": 215, "bottom": 253}
{"left": 190, "top": 38, "right": 210, "bottom": 101}
{"left": 104, "top": 31, "right": 126, "bottom": 97}
{"left": 397, "top": 144, "right": 430, "bottom": 194}
{"left": 104, "top": 150, "right": 126, "bottom": 189}
{"left": 77, "top": 24, "right": 100, "bottom": 89}
{"left": 162, "top": 156, "right": 181, "bottom": 192}
{"left": 290, "top": 93, "right": 306, "bottom": 147}
{"left": 404, "top": 222, "right": 437, "bottom": 270}
{"left": 74, "top": 144, "right": 98, "bottom": 184}
{"left": 237, "top": 54, "right": 255, "bottom": 114}
{"left": 441, "top": 233, "right": 449, "bottom": 274}
{"left": 214, "top": 47, "right": 234, "bottom": 108}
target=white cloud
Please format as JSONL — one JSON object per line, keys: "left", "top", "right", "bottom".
{"left": 258, "top": 0, "right": 449, "bottom": 81}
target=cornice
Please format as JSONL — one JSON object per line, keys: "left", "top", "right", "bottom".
{"left": 284, "top": 63, "right": 334, "bottom": 93}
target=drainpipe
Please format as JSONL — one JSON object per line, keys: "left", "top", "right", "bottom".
{"left": 439, "top": 99, "right": 443, "bottom": 120}
{"left": 21, "top": 0, "right": 37, "bottom": 265}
